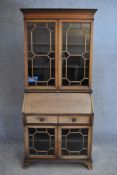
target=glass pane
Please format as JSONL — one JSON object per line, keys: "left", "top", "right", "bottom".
{"left": 61, "top": 128, "right": 88, "bottom": 156}
{"left": 28, "top": 128, "right": 55, "bottom": 156}
{"left": 27, "top": 22, "right": 55, "bottom": 86}
{"left": 62, "top": 22, "right": 90, "bottom": 86}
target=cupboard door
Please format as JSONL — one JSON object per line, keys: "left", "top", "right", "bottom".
{"left": 61, "top": 22, "right": 91, "bottom": 88}
{"left": 26, "top": 21, "right": 57, "bottom": 88}
{"left": 25, "top": 126, "right": 57, "bottom": 158}
{"left": 58, "top": 126, "right": 91, "bottom": 159}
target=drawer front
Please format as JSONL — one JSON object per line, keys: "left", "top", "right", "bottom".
{"left": 58, "top": 116, "right": 90, "bottom": 124}
{"left": 26, "top": 116, "right": 57, "bottom": 124}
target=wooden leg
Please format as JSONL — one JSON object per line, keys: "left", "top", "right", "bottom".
{"left": 23, "top": 158, "right": 32, "bottom": 168}
{"left": 83, "top": 159, "right": 93, "bottom": 170}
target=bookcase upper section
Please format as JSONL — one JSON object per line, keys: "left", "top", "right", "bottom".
{"left": 20, "top": 9, "right": 97, "bottom": 92}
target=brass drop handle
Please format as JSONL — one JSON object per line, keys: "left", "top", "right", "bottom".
{"left": 39, "top": 118, "right": 45, "bottom": 122}
{"left": 72, "top": 118, "right": 77, "bottom": 122}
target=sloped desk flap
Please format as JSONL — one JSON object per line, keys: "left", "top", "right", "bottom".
{"left": 22, "top": 93, "right": 93, "bottom": 115}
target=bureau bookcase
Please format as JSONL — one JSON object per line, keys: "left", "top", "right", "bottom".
{"left": 20, "top": 9, "right": 97, "bottom": 169}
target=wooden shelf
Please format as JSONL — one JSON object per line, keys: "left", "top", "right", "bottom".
{"left": 28, "top": 43, "right": 55, "bottom": 45}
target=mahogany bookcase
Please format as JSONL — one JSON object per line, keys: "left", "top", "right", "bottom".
{"left": 20, "top": 8, "right": 97, "bottom": 169}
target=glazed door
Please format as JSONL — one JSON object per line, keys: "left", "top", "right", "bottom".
{"left": 25, "top": 126, "right": 57, "bottom": 158}
{"left": 60, "top": 21, "right": 92, "bottom": 91}
{"left": 25, "top": 125, "right": 91, "bottom": 159}
{"left": 25, "top": 21, "right": 57, "bottom": 90}
{"left": 58, "top": 126, "right": 91, "bottom": 159}
{"left": 25, "top": 20, "right": 92, "bottom": 91}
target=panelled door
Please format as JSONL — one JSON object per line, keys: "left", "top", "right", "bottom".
{"left": 59, "top": 20, "right": 92, "bottom": 91}
{"left": 25, "top": 20, "right": 92, "bottom": 91}
{"left": 58, "top": 126, "right": 91, "bottom": 159}
{"left": 25, "top": 125, "right": 91, "bottom": 159}
{"left": 25, "top": 125, "right": 57, "bottom": 158}
{"left": 25, "top": 20, "right": 58, "bottom": 89}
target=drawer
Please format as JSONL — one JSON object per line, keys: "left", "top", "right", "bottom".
{"left": 26, "top": 116, "right": 57, "bottom": 124}
{"left": 58, "top": 116, "right": 90, "bottom": 124}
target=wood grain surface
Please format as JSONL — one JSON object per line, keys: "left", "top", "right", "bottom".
{"left": 22, "top": 93, "right": 93, "bottom": 114}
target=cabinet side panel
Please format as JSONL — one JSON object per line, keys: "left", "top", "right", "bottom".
{"left": 24, "top": 22, "right": 28, "bottom": 87}
{"left": 89, "top": 21, "right": 94, "bottom": 88}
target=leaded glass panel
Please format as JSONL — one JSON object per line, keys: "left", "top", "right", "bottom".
{"left": 61, "top": 128, "right": 88, "bottom": 156}
{"left": 62, "top": 22, "right": 90, "bottom": 86}
{"left": 27, "top": 22, "right": 55, "bottom": 86}
{"left": 28, "top": 128, "right": 56, "bottom": 156}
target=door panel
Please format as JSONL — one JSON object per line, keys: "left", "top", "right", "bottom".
{"left": 61, "top": 22, "right": 91, "bottom": 87}
{"left": 25, "top": 126, "right": 57, "bottom": 158}
{"left": 58, "top": 126, "right": 91, "bottom": 159}
{"left": 26, "top": 21, "right": 56, "bottom": 87}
